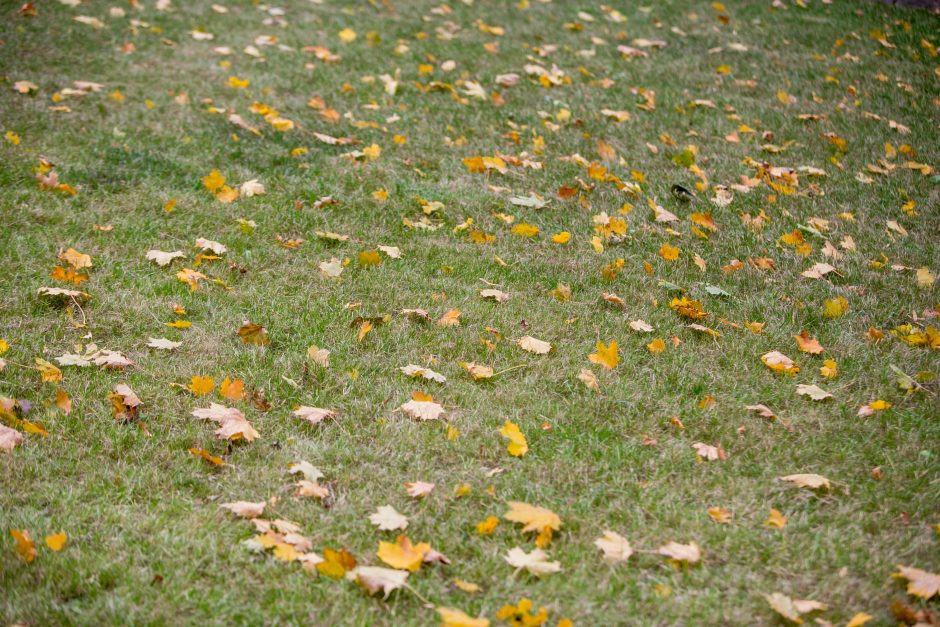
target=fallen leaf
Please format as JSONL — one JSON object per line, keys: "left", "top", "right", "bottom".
{"left": 779, "top": 473, "right": 831, "bottom": 490}
{"left": 499, "top": 421, "right": 528, "bottom": 457}
{"left": 588, "top": 340, "right": 619, "bottom": 369}
{"left": 594, "top": 531, "right": 633, "bottom": 562}
{"left": 45, "top": 532, "right": 67, "bottom": 551}
{"left": 518, "top": 336, "right": 551, "bottom": 354}
{"left": 220, "top": 501, "right": 265, "bottom": 518}
{"left": 504, "top": 547, "right": 561, "bottom": 576}
{"left": 369, "top": 505, "right": 408, "bottom": 531}
{"left": 292, "top": 406, "right": 337, "bottom": 425}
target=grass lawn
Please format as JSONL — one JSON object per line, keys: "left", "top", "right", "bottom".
{"left": 1, "top": 0, "right": 939, "bottom": 624}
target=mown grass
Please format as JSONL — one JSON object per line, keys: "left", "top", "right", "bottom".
{"left": 1, "top": 0, "right": 939, "bottom": 624}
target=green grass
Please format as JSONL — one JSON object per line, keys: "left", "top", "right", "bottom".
{"left": 1, "top": 0, "right": 939, "bottom": 624}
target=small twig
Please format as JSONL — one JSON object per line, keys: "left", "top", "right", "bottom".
{"left": 492, "top": 363, "right": 528, "bottom": 377}
{"left": 69, "top": 295, "right": 87, "bottom": 327}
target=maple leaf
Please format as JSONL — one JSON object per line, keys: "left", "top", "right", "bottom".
{"left": 659, "top": 242, "right": 680, "bottom": 261}
{"left": 146, "top": 250, "right": 184, "bottom": 267}
{"left": 10, "top": 529, "right": 36, "bottom": 563}
{"left": 504, "top": 547, "right": 561, "bottom": 576}
{"left": 35, "top": 358, "right": 62, "bottom": 383}
{"left": 192, "top": 403, "right": 259, "bottom": 442}
{"left": 294, "top": 480, "right": 329, "bottom": 499}
{"left": 647, "top": 338, "right": 666, "bottom": 354}
{"left": 220, "top": 501, "right": 265, "bottom": 518}
{"left": 670, "top": 297, "right": 708, "bottom": 319}
{"left": 189, "top": 448, "right": 225, "bottom": 467}
{"left": 765, "top": 592, "right": 827, "bottom": 624}
{"left": 630, "top": 320, "right": 654, "bottom": 333}
{"left": 108, "top": 384, "right": 142, "bottom": 421}
{"left": 219, "top": 378, "right": 246, "bottom": 401}
{"left": 437, "top": 607, "right": 490, "bottom": 627}
{"left": 801, "top": 262, "right": 837, "bottom": 279}
{"left": 369, "top": 505, "right": 408, "bottom": 531}
{"left": 237, "top": 322, "right": 269, "bottom": 346}
{"left": 351, "top": 566, "right": 408, "bottom": 599}
{"left": 504, "top": 501, "right": 561, "bottom": 533}
{"left": 438, "top": 309, "right": 462, "bottom": 327}
{"left": 577, "top": 368, "right": 600, "bottom": 392}
{"left": 517, "top": 336, "right": 551, "bottom": 354}
{"left": 480, "top": 288, "right": 509, "bottom": 302}
{"left": 657, "top": 541, "right": 702, "bottom": 565}
{"left": 400, "top": 365, "right": 446, "bottom": 383}
{"left": 692, "top": 442, "right": 726, "bottom": 461}
{"left": 55, "top": 389, "right": 71, "bottom": 415}
{"left": 401, "top": 398, "right": 445, "bottom": 421}
{"left": 460, "top": 362, "right": 494, "bottom": 380}
{"left": 404, "top": 481, "right": 434, "bottom": 498}
{"left": 793, "top": 331, "right": 823, "bottom": 354}
{"left": 377, "top": 535, "right": 429, "bottom": 571}
{"left": 745, "top": 404, "right": 777, "bottom": 420}
{"left": 292, "top": 406, "right": 336, "bottom": 425}
{"left": 765, "top": 509, "right": 788, "bottom": 529}
{"left": 56, "top": 248, "right": 91, "bottom": 271}
{"left": 307, "top": 345, "right": 330, "bottom": 367}
{"left": 893, "top": 565, "right": 940, "bottom": 600}
{"left": 45, "top": 532, "right": 67, "bottom": 552}
{"left": 188, "top": 376, "right": 215, "bottom": 396}
{"left": 779, "top": 473, "right": 831, "bottom": 490}
{"left": 588, "top": 340, "right": 619, "bottom": 370}
{"left": 594, "top": 531, "right": 633, "bottom": 562}
{"left": 317, "top": 548, "right": 357, "bottom": 579}
{"left": 499, "top": 421, "right": 528, "bottom": 457}
{"left": 202, "top": 169, "right": 225, "bottom": 192}
{"left": 796, "top": 384, "right": 832, "bottom": 401}
{"left": 176, "top": 268, "right": 207, "bottom": 291}
{"left": 761, "top": 351, "right": 800, "bottom": 374}
{"left": 0, "top": 424, "right": 24, "bottom": 453}
{"left": 147, "top": 338, "right": 181, "bottom": 350}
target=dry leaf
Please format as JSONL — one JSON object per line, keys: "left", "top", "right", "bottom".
{"left": 369, "top": 505, "right": 408, "bottom": 531}
{"left": 517, "top": 336, "right": 551, "bottom": 354}
{"left": 779, "top": 473, "right": 831, "bottom": 490}
{"left": 401, "top": 399, "right": 445, "bottom": 421}
{"left": 292, "top": 406, "right": 337, "bottom": 425}
{"left": 657, "top": 541, "right": 701, "bottom": 564}
{"left": 594, "top": 531, "right": 633, "bottom": 562}
{"left": 504, "top": 547, "right": 561, "bottom": 576}
{"left": 220, "top": 501, "right": 266, "bottom": 518}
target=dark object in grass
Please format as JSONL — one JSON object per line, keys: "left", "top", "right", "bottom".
{"left": 671, "top": 184, "right": 697, "bottom": 203}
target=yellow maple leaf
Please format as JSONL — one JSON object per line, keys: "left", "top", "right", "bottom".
{"left": 237, "top": 322, "right": 269, "bottom": 346}
{"left": 588, "top": 340, "right": 619, "bottom": 369}
{"left": 358, "top": 250, "right": 382, "bottom": 266}
{"left": 45, "top": 531, "right": 67, "bottom": 552}
{"left": 499, "top": 421, "right": 528, "bottom": 457}
{"left": 511, "top": 223, "right": 539, "bottom": 237}
{"left": 35, "top": 358, "right": 62, "bottom": 383}
{"left": 659, "top": 242, "right": 680, "bottom": 261}
{"left": 476, "top": 516, "right": 499, "bottom": 535}
{"left": 219, "top": 378, "right": 245, "bottom": 401}
{"left": 377, "top": 535, "right": 429, "bottom": 571}
{"left": 316, "top": 547, "right": 357, "bottom": 579}
{"left": 647, "top": 338, "right": 666, "bottom": 354}
{"left": 551, "top": 231, "right": 571, "bottom": 244}
{"left": 202, "top": 169, "right": 225, "bottom": 192}
{"left": 10, "top": 529, "right": 36, "bottom": 563}
{"left": 437, "top": 607, "right": 490, "bottom": 627}
{"left": 823, "top": 296, "right": 848, "bottom": 319}
{"left": 188, "top": 376, "right": 215, "bottom": 396}
{"left": 504, "top": 501, "right": 561, "bottom": 533}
